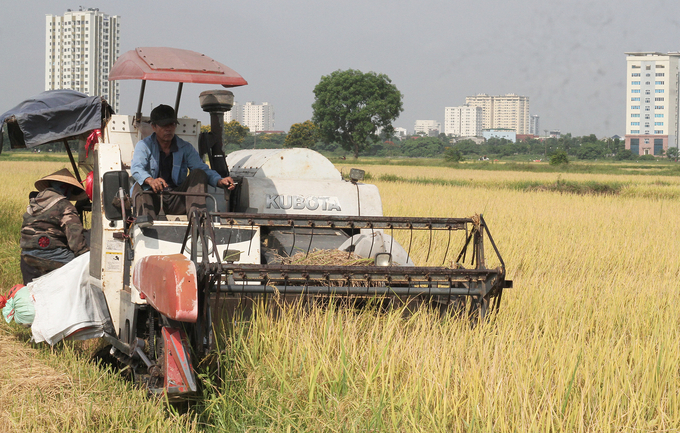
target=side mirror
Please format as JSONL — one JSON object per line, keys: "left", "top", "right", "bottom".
{"left": 102, "top": 171, "right": 129, "bottom": 220}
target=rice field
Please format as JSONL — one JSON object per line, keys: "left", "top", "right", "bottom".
{"left": 1, "top": 157, "right": 679, "bottom": 432}
{"left": 336, "top": 163, "right": 680, "bottom": 200}
{"left": 201, "top": 164, "right": 680, "bottom": 431}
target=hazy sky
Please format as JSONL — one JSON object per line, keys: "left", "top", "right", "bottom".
{"left": 1, "top": 0, "right": 680, "bottom": 137}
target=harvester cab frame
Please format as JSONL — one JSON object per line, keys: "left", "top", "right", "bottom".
{"left": 93, "top": 47, "right": 251, "bottom": 395}
{"left": 0, "top": 47, "right": 512, "bottom": 398}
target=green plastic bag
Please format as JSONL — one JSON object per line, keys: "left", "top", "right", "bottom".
{"left": 2, "top": 286, "right": 35, "bottom": 326}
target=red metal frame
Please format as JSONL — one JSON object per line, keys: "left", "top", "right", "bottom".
{"left": 132, "top": 254, "right": 198, "bottom": 322}
{"left": 162, "top": 327, "right": 197, "bottom": 394}
{"left": 108, "top": 47, "right": 247, "bottom": 87}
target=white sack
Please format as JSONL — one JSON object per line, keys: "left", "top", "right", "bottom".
{"left": 30, "top": 252, "right": 112, "bottom": 346}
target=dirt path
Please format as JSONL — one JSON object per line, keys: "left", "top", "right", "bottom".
{"left": 0, "top": 327, "right": 72, "bottom": 432}
{"left": 0, "top": 325, "right": 198, "bottom": 433}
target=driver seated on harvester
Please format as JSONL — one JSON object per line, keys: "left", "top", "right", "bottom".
{"left": 130, "top": 104, "right": 235, "bottom": 219}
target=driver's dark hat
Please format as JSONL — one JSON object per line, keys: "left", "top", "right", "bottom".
{"left": 150, "top": 104, "right": 178, "bottom": 126}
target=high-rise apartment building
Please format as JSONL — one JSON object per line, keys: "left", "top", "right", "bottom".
{"left": 224, "top": 101, "right": 275, "bottom": 132}
{"left": 530, "top": 115, "right": 540, "bottom": 136}
{"left": 393, "top": 127, "right": 408, "bottom": 139}
{"left": 465, "top": 94, "right": 530, "bottom": 134}
{"left": 444, "top": 105, "right": 483, "bottom": 137}
{"left": 624, "top": 52, "right": 680, "bottom": 156}
{"left": 413, "top": 120, "right": 441, "bottom": 136}
{"left": 45, "top": 8, "right": 121, "bottom": 112}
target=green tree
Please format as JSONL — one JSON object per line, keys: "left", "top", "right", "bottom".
{"left": 399, "top": 136, "right": 445, "bottom": 157}
{"left": 666, "top": 147, "right": 678, "bottom": 160}
{"left": 549, "top": 150, "right": 569, "bottom": 165}
{"left": 452, "top": 139, "right": 480, "bottom": 156}
{"left": 223, "top": 120, "right": 249, "bottom": 146}
{"left": 616, "top": 149, "right": 634, "bottom": 160}
{"left": 312, "top": 69, "right": 403, "bottom": 158}
{"left": 558, "top": 133, "right": 577, "bottom": 155}
{"left": 576, "top": 141, "right": 606, "bottom": 160}
{"left": 582, "top": 134, "right": 598, "bottom": 143}
{"left": 482, "top": 137, "right": 517, "bottom": 158}
{"left": 258, "top": 133, "right": 286, "bottom": 148}
{"left": 285, "top": 120, "right": 319, "bottom": 149}
{"left": 443, "top": 147, "right": 464, "bottom": 162}
{"left": 613, "top": 137, "right": 625, "bottom": 155}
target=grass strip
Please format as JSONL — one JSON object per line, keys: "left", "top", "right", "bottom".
{"left": 0, "top": 153, "right": 72, "bottom": 163}
{"left": 365, "top": 173, "right": 632, "bottom": 196}
{"left": 332, "top": 157, "right": 680, "bottom": 177}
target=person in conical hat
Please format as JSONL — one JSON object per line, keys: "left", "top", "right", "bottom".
{"left": 33, "top": 168, "right": 88, "bottom": 201}
{"left": 19, "top": 168, "right": 89, "bottom": 284}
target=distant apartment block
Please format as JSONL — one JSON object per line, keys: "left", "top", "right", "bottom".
{"left": 465, "top": 94, "right": 530, "bottom": 135}
{"left": 393, "top": 127, "right": 408, "bottom": 138}
{"left": 224, "top": 101, "right": 275, "bottom": 132}
{"left": 45, "top": 8, "right": 120, "bottom": 112}
{"left": 414, "top": 120, "right": 441, "bottom": 136}
{"left": 624, "top": 52, "right": 680, "bottom": 156}
{"left": 530, "top": 115, "right": 540, "bottom": 136}
{"left": 444, "top": 105, "right": 483, "bottom": 137}
{"left": 482, "top": 128, "right": 516, "bottom": 142}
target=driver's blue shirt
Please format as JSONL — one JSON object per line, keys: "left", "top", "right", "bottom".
{"left": 131, "top": 133, "right": 222, "bottom": 194}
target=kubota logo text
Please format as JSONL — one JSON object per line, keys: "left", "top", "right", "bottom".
{"left": 265, "top": 194, "right": 342, "bottom": 211}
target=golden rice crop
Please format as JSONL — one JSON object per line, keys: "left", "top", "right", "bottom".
{"left": 204, "top": 166, "right": 680, "bottom": 432}
{"left": 2, "top": 158, "right": 678, "bottom": 431}
{"left": 337, "top": 162, "right": 680, "bottom": 187}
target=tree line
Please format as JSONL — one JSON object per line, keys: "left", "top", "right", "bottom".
{"left": 281, "top": 131, "right": 679, "bottom": 162}
{"left": 3, "top": 68, "right": 677, "bottom": 163}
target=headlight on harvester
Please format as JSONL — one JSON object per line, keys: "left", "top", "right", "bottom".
{"left": 374, "top": 252, "right": 392, "bottom": 267}
{"left": 349, "top": 168, "right": 365, "bottom": 183}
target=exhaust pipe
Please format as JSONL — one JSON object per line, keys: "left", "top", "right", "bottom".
{"left": 199, "top": 90, "right": 234, "bottom": 178}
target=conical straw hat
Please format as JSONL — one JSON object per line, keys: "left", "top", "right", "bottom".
{"left": 34, "top": 168, "right": 87, "bottom": 200}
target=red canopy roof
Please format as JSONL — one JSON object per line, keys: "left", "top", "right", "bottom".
{"left": 108, "top": 47, "right": 247, "bottom": 88}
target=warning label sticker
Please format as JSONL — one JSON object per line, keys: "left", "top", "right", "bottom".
{"left": 105, "top": 252, "right": 123, "bottom": 272}
{"left": 106, "top": 239, "right": 124, "bottom": 252}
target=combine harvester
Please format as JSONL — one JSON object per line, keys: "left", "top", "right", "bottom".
{"left": 1, "top": 48, "right": 511, "bottom": 397}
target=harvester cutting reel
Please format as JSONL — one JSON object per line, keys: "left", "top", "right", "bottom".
{"left": 124, "top": 208, "right": 512, "bottom": 396}
{"left": 203, "top": 211, "right": 512, "bottom": 321}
